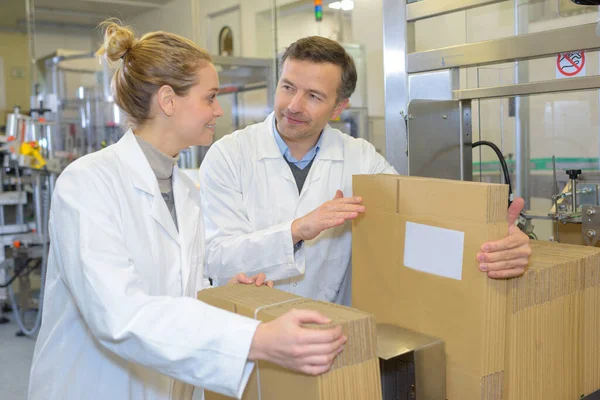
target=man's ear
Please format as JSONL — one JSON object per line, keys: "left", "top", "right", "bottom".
{"left": 156, "top": 85, "right": 176, "bottom": 117}
{"left": 332, "top": 98, "right": 350, "bottom": 120}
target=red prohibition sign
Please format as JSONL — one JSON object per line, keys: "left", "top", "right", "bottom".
{"left": 557, "top": 52, "right": 585, "bottom": 77}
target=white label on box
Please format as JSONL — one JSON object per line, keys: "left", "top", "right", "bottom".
{"left": 404, "top": 221, "right": 465, "bottom": 281}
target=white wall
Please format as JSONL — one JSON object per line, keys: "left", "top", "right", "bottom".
{"left": 34, "top": 26, "right": 97, "bottom": 59}
{"left": 351, "top": 0, "right": 383, "bottom": 117}
{"left": 128, "top": 0, "right": 196, "bottom": 40}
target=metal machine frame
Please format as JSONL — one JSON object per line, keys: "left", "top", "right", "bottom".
{"left": 384, "top": 0, "right": 600, "bottom": 245}
{"left": 384, "top": 0, "right": 600, "bottom": 180}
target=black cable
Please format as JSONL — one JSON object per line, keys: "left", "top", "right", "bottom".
{"left": 472, "top": 140, "right": 513, "bottom": 206}
{"left": 0, "top": 259, "right": 40, "bottom": 288}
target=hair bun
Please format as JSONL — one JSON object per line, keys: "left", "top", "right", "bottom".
{"left": 96, "top": 19, "right": 136, "bottom": 62}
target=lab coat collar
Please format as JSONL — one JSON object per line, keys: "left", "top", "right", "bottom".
{"left": 114, "top": 130, "right": 186, "bottom": 245}
{"left": 115, "top": 129, "right": 160, "bottom": 196}
{"left": 258, "top": 112, "right": 344, "bottom": 162}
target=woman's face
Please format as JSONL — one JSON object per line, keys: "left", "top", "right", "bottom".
{"left": 174, "top": 63, "right": 224, "bottom": 147}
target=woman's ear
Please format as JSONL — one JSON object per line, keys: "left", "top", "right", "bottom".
{"left": 156, "top": 85, "right": 176, "bottom": 117}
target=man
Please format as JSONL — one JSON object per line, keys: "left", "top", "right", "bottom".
{"left": 199, "top": 36, "right": 531, "bottom": 306}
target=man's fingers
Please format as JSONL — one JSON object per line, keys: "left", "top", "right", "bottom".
{"left": 479, "top": 257, "right": 529, "bottom": 273}
{"left": 507, "top": 197, "right": 525, "bottom": 226}
{"left": 254, "top": 273, "right": 266, "bottom": 286}
{"left": 337, "top": 196, "right": 363, "bottom": 205}
{"left": 487, "top": 266, "right": 525, "bottom": 279}
{"left": 477, "top": 246, "right": 532, "bottom": 264}
{"left": 267, "top": 280, "right": 274, "bottom": 288}
{"left": 329, "top": 204, "right": 365, "bottom": 213}
{"left": 332, "top": 190, "right": 344, "bottom": 200}
{"left": 481, "top": 233, "right": 526, "bottom": 253}
{"left": 236, "top": 273, "right": 253, "bottom": 284}
{"left": 331, "top": 211, "right": 360, "bottom": 221}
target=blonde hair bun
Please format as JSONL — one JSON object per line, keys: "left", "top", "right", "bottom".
{"left": 94, "top": 18, "right": 212, "bottom": 128}
{"left": 96, "top": 19, "right": 136, "bottom": 62}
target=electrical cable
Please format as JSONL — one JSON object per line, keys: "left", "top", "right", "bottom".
{"left": 472, "top": 140, "right": 513, "bottom": 206}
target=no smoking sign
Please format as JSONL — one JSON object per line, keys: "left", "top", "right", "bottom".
{"left": 556, "top": 51, "right": 586, "bottom": 79}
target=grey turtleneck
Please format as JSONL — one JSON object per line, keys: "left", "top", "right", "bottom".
{"left": 135, "top": 135, "right": 180, "bottom": 230}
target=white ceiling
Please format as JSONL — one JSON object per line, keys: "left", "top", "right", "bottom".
{"left": 0, "top": 0, "right": 171, "bottom": 31}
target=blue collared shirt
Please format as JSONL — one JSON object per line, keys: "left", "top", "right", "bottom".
{"left": 273, "top": 117, "right": 323, "bottom": 170}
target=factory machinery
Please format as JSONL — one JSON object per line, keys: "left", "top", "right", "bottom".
{"left": 0, "top": 50, "right": 125, "bottom": 336}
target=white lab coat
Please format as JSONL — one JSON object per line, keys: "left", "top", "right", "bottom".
{"left": 29, "top": 130, "right": 259, "bottom": 400}
{"left": 200, "top": 113, "right": 397, "bottom": 305}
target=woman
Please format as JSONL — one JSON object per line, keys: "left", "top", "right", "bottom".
{"left": 28, "top": 21, "right": 346, "bottom": 400}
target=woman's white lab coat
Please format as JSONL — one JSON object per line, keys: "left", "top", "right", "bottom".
{"left": 28, "top": 130, "right": 258, "bottom": 400}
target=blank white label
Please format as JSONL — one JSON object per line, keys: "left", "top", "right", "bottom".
{"left": 404, "top": 221, "right": 465, "bottom": 281}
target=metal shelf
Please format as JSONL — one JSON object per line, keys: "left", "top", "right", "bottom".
{"left": 408, "top": 23, "right": 600, "bottom": 74}
{"left": 453, "top": 75, "right": 600, "bottom": 100}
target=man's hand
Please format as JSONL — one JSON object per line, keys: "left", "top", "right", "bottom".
{"left": 248, "top": 309, "right": 347, "bottom": 376}
{"left": 291, "top": 190, "right": 364, "bottom": 243}
{"left": 227, "top": 272, "right": 274, "bottom": 288}
{"left": 477, "top": 197, "right": 532, "bottom": 279}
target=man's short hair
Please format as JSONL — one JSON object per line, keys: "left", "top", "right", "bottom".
{"left": 280, "top": 36, "right": 357, "bottom": 102}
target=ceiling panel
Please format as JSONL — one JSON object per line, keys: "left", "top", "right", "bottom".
{"left": 0, "top": 0, "right": 171, "bottom": 30}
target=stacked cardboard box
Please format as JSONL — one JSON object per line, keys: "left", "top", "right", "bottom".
{"left": 352, "top": 174, "right": 508, "bottom": 400}
{"left": 504, "top": 240, "right": 600, "bottom": 399}
{"left": 197, "top": 284, "right": 382, "bottom": 400}
{"left": 351, "top": 174, "right": 600, "bottom": 399}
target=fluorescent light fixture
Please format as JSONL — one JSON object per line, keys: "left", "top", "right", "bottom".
{"left": 328, "top": 0, "right": 354, "bottom": 10}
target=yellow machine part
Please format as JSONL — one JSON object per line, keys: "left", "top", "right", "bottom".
{"left": 20, "top": 142, "right": 46, "bottom": 169}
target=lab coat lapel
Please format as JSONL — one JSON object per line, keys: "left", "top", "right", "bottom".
{"left": 300, "top": 126, "right": 343, "bottom": 197}
{"left": 258, "top": 113, "right": 296, "bottom": 185}
{"left": 149, "top": 189, "right": 181, "bottom": 246}
{"left": 114, "top": 130, "right": 181, "bottom": 246}
{"left": 172, "top": 168, "right": 200, "bottom": 294}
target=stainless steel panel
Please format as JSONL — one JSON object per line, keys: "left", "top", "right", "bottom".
{"left": 408, "top": 100, "right": 472, "bottom": 181}
{"left": 408, "top": 23, "right": 600, "bottom": 73}
{"left": 0, "top": 192, "right": 27, "bottom": 206}
{"left": 383, "top": 0, "right": 409, "bottom": 174}
{"left": 583, "top": 205, "right": 600, "bottom": 246}
{"left": 453, "top": 75, "right": 600, "bottom": 100}
{"left": 377, "top": 323, "right": 446, "bottom": 400}
{"left": 409, "top": 70, "right": 457, "bottom": 101}
{"left": 407, "top": 0, "right": 508, "bottom": 22}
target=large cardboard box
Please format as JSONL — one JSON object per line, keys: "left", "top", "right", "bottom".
{"left": 352, "top": 174, "right": 600, "bottom": 399}
{"left": 352, "top": 174, "right": 508, "bottom": 400}
{"left": 198, "top": 284, "right": 382, "bottom": 400}
{"left": 504, "top": 240, "right": 600, "bottom": 399}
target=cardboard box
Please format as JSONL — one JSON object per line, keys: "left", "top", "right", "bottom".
{"left": 197, "top": 284, "right": 382, "bottom": 400}
{"left": 352, "top": 174, "right": 600, "bottom": 399}
{"left": 352, "top": 174, "right": 508, "bottom": 400}
{"left": 504, "top": 240, "right": 600, "bottom": 399}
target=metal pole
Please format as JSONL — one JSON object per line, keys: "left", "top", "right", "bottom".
{"left": 383, "top": 0, "right": 409, "bottom": 174}
{"left": 271, "top": 0, "right": 279, "bottom": 83}
{"left": 33, "top": 173, "right": 43, "bottom": 237}
{"left": 25, "top": 0, "right": 37, "bottom": 97}
{"left": 514, "top": 0, "right": 530, "bottom": 206}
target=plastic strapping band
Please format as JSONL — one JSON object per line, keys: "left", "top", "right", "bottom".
{"left": 253, "top": 298, "right": 303, "bottom": 400}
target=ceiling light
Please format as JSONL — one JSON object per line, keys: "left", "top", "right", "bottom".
{"left": 341, "top": 0, "right": 354, "bottom": 11}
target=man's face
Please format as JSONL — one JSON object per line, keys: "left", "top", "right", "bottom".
{"left": 274, "top": 59, "right": 348, "bottom": 142}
